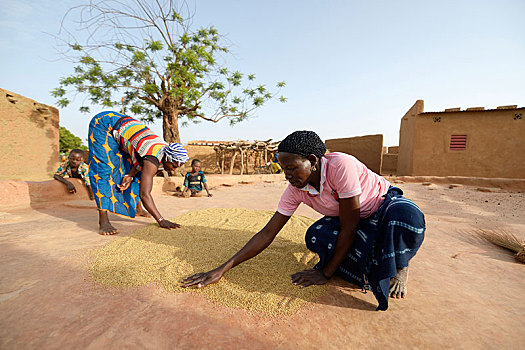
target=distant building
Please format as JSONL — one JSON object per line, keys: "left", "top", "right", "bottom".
{"left": 398, "top": 100, "right": 525, "bottom": 178}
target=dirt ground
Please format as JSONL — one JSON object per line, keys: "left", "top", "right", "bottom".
{"left": 0, "top": 180, "right": 524, "bottom": 349}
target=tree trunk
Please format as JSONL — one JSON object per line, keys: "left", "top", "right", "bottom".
{"left": 162, "top": 108, "right": 181, "bottom": 143}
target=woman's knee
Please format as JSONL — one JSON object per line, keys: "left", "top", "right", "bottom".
{"left": 305, "top": 217, "right": 340, "bottom": 253}
{"left": 305, "top": 225, "right": 319, "bottom": 252}
{"left": 385, "top": 200, "right": 425, "bottom": 229}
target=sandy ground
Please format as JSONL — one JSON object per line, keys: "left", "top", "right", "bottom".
{"left": 0, "top": 180, "right": 524, "bottom": 349}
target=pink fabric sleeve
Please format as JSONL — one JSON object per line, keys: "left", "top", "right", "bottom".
{"left": 277, "top": 185, "right": 301, "bottom": 216}
{"left": 329, "top": 156, "right": 362, "bottom": 199}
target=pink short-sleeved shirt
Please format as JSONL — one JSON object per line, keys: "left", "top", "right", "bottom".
{"left": 277, "top": 152, "right": 391, "bottom": 218}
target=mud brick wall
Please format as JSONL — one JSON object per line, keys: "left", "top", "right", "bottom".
{"left": 398, "top": 100, "right": 525, "bottom": 178}
{"left": 0, "top": 89, "right": 59, "bottom": 181}
{"left": 325, "top": 134, "right": 383, "bottom": 174}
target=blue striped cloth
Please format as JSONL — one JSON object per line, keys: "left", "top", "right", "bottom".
{"left": 305, "top": 187, "right": 425, "bottom": 311}
{"left": 162, "top": 143, "right": 189, "bottom": 165}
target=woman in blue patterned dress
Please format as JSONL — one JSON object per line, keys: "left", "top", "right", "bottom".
{"left": 88, "top": 111, "right": 189, "bottom": 235}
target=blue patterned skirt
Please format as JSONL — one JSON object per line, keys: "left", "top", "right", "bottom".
{"left": 305, "top": 187, "right": 425, "bottom": 310}
{"left": 87, "top": 111, "right": 140, "bottom": 218}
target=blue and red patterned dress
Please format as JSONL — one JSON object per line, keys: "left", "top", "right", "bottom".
{"left": 88, "top": 111, "right": 168, "bottom": 217}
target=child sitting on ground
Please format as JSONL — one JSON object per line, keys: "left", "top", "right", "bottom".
{"left": 53, "top": 149, "right": 95, "bottom": 200}
{"left": 182, "top": 159, "right": 212, "bottom": 198}
{"left": 270, "top": 152, "right": 282, "bottom": 174}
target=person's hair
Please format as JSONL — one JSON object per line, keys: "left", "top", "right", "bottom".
{"left": 191, "top": 159, "right": 201, "bottom": 165}
{"left": 278, "top": 131, "right": 326, "bottom": 159}
{"left": 69, "top": 149, "right": 85, "bottom": 158}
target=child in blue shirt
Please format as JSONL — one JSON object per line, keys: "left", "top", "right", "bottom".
{"left": 182, "top": 159, "right": 212, "bottom": 198}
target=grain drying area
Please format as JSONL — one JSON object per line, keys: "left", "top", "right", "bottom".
{"left": 90, "top": 208, "right": 327, "bottom": 315}
{"left": 1, "top": 181, "right": 524, "bottom": 348}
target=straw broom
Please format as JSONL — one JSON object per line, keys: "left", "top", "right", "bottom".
{"left": 475, "top": 229, "right": 525, "bottom": 263}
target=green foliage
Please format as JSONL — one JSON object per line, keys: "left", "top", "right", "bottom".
{"left": 59, "top": 127, "right": 87, "bottom": 153}
{"left": 53, "top": 1, "right": 285, "bottom": 141}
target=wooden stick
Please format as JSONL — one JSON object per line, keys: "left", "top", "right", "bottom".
{"left": 221, "top": 150, "right": 225, "bottom": 174}
{"left": 229, "top": 149, "right": 238, "bottom": 175}
{"left": 240, "top": 148, "right": 245, "bottom": 175}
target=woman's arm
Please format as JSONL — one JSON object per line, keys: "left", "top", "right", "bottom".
{"left": 127, "top": 166, "right": 139, "bottom": 177}
{"left": 139, "top": 161, "right": 180, "bottom": 228}
{"left": 321, "top": 196, "right": 360, "bottom": 276}
{"left": 181, "top": 212, "right": 290, "bottom": 288}
{"left": 116, "top": 166, "right": 140, "bottom": 192}
{"left": 291, "top": 196, "right": 361, "bottom": 287}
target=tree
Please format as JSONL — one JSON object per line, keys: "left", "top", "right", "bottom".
{"left": 59, "top": 126, "right": 87, "bottom": 153}
{"left": 52, "top": 0, "right": 286, "bottom": 143}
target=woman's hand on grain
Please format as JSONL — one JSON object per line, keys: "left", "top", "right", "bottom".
{"left": 291, "top": 269, "right": 328, "bottom": 288}
{"left": 181, "top": 268, "right": 223, "bottom": 288}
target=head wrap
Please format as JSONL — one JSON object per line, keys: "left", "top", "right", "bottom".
{"left": 161, "top": 143, "right": 189, "bottom": 164}
{"left": 278, "top": 131, "right": 326, "bottom": 159}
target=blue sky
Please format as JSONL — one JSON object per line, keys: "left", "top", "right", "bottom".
{"left": 1, "top": 0, "right": 524, "bottom": 146}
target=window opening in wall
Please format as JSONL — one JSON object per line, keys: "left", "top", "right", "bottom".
{"left": 450, "top": 135, "right": 467, "bottom": 150}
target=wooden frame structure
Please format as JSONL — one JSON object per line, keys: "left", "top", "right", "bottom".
{"left": 213, "top": 140, "right": 280, "bottom": 175}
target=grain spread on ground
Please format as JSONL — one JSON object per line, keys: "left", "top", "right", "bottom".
{"left": 90, "top": 208, "right": 329, "bottom": 315}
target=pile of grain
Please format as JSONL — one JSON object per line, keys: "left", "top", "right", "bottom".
{"left": 90, "top": 208, "right": 328, "bottom": 315}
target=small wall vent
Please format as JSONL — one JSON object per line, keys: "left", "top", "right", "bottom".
{"left": 450, "top": 135, "right": 467, "bottom": 150}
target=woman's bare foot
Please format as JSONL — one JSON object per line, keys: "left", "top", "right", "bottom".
{"left": 99, "top": 222, "right": 119, "bottom": 235}
{"left": 389, "top": 266, "right": 409, "bottom": 298}
{"left": 135, "top": 201, "right": 151, "bottom": 217}
{"left": 98, "top": 210, "right": 118, "bottom": 235}
{"left": 136, "top": 209, "right": 151, "bottom": 218}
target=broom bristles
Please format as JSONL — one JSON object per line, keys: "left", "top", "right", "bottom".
{"left": 474, "top": 229, "right": 525, "bottom": 263}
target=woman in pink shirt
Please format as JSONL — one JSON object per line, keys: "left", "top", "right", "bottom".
{"left": 182, "top": 131, "right": 425, "bottom": 310}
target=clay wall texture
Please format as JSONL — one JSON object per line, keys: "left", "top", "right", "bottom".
{"left": 397, "top": 100, "right": 424, "bottom": 176}
{"left": 381, "top": 154, "right": 398, "bottom": 176}
{"left": 398, "top": 100, "right": 525, "bottom": 178}
{"left": 325, "top": 134, "right": 383, "bottom": 174}
{"left": 387, "top": 146, "right": 399, "bottom": 154}
{"left": 181, "top": 145, "right": 218, "bottom": 173}
{"left": 0, "top": 89, "right": 59, "bottom": 181}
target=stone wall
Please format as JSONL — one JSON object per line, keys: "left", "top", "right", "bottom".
{"left": 325, "top": 134, "right": 383, "bottom": 174}
{"left": 0, "top": 89, "right": 59, "bottom": 181}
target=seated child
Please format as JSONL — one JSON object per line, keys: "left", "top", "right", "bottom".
{"left": 270, "top": 153, "right": 282, "bottom": 174}
{"left": 54, "top": 149, "right": 95, "bottom": 200}
{"left": 182, "top": 159, "right": 212, "bottom": 198}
